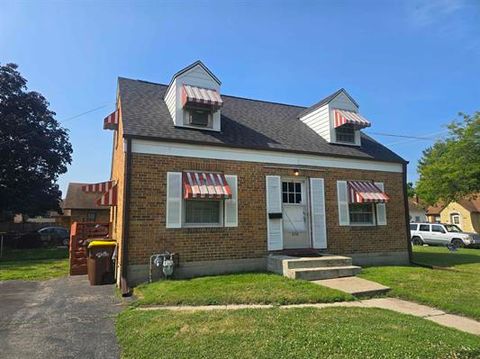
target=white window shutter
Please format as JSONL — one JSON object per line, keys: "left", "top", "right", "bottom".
{"left": 337, "top": 181, "right": 350, "bottom": 226}
{"left": 375, "top": 182, "right": 387, "bottom": 225}
{"left": 166, "top": 172, "right": 182, "bottom": 228}
{"left": 224, "top": 175, "right": 238, "bottom": 227}
{"left": 266, "top": 175, "right": 283, "bottom": 250}
{"left": 310, "top": 178, "right": 327, "bottom": 249}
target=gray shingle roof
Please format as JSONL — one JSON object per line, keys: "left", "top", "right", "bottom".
{"left": 118, "top": 78, "right": 406, "bottom": 163}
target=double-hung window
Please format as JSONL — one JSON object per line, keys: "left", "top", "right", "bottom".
{"left": 184, "top": 199, "right": 223, "bottom": 226}
{"left": 349, "top": 203, "right": 375, "bottom": 225}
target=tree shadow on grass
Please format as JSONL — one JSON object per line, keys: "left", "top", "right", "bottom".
{"left": 413, "top": 249, "right": 480, "bottom": 268}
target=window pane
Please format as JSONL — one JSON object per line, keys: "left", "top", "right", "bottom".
{"left": 282, "top": 182, "right": 287, "bottom": 191}
{"left": 410, "top": 224, "right": 417, "bottom": 231}
{"left": 295, "top": 183, "right": 301, "bottom": 192}
{"left": 349, "top": 203, "right": 373, "bottom": 224}
{"left": 419, "top": 224, "right": 430, "bottom": 232}
{"left": 282, "top": 193, "right": 288, "bottom": 203}
{"left": 185, "top": 200, "right": 220, "bottom": 224}
{"left": 295, "top": 193, "right": 301, "bottom": 203}
{"left": 289, "top": 193, "right": 295, "bottom": 203}
{"left": 336, "top": 124, "right": 355, "bottom": 143}
{"left": 288, "top": 182, "right": 294, "bottom": 192}
{"left": 432, "top": 225, "right": 444, "bottom": 233}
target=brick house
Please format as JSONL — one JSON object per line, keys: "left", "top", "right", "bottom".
{"left": 60, "top": 183, "right": 110, "bottom": 228}
{"left": 86, "top": 61, "right": 411, "bottom": 290}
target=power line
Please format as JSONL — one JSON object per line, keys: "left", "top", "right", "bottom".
{"left": 365, "top": 131, "right": 447, "bottom": 140}
{"left": 0, "top": 102, "right": 114, "bottom": 146}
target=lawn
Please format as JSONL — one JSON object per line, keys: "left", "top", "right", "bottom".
{"left": 0, "top": 248, "right": 69, "bottom": 281}
{"left": 117, "top": 307, "right": 480, "bottom": 359}
{"left": 360, "top": 246, "right": 480, "bottom": 320}
{"left": 134, "top": 272, "right": 354, "bottom": 306}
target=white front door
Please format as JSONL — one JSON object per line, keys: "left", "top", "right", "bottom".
{"left": 282, "top": 179, "right": 311, "bottom": 249}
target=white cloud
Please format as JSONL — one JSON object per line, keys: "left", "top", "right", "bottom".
{"left": 407, "top": 0, "right": 466, "bottom": 27}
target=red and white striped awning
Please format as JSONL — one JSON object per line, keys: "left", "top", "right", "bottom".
{"left": 97, "top": 184, "right": 118, "bottom": 206}
{"left": 348, "top": 181, "right": 389, "bottom": 203}
{"left": 81, "top": 181, "right": 117, "bottom": 206}
{"left": 103, "top": 110, "right": 119, "bottom": 130}
{"left": 81, "top": 181, "right": 114, "bottom": 193}
{"left": 182, "top": 85, "right": 223, "bottom": 108}
{"left": 334, "top": 109, "right": 371, "bottom": 129}
{"left": 183, "top": 171, "right": 231, "bottom": 199}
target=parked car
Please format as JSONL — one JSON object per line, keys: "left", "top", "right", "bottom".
{"left": 410, "top": 222, "right": 480, "bottom": 248}
{"left": 37, "top": 226, "right": 70, "bottom": 247}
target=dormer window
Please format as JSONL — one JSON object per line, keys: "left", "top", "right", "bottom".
{"left": 186, "top": 106, "right": 212, "bottom": 127}
{"left": 333, "top": 109, "right": 371, "bottom": 146}
{"left": 181, "top": 84, "right": 223, "bottom": 129}
{"left": 335, "top": 124, "right": 355, "bottom": 143}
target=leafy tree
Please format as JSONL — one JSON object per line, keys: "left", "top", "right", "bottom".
{"left": 406, "top": 182, "right": 416, "bottom": 198}
{"left": 0, "top": 63, "right": 72, "bottom": 217}
{"left": 416, "top": 111, "right": 480, "bottom": 205}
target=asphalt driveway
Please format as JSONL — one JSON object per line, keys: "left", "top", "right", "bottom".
{"left": 0, "top": 276, "right": 122, "bottom": 359}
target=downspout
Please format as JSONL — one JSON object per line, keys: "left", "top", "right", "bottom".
{"left": 402, "top": 162, "right": 413, "bottom": 263}
{"left": 120, "top": 136, "right": 132, "bottom": 296}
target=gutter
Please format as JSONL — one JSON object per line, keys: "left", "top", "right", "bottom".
{"left": 120, "top": 137, "right": 133, "bottom": 296}
{"left": 402, "top": 162, "right": 413, "bottom": 262}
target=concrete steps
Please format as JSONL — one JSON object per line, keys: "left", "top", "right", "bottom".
{"left": 268, "top": 254, "right": 362, "bottom": 281}
{"left": 288, "top": 265, "right": 361, "bottom": 281}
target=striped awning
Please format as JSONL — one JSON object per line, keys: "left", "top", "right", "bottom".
{"left": 183, "top": 171, "right": 231, "bottom": 199}
{"left": 334, "top": 109, "right": 371, "bottom": 129}
{"left": 182, "top": 85, "right": 223, "bottom": 108}
{"left": 81, "top": 181, "right": 114, "bottom": 193}
{"left": 348, "top": 181, "right": 389, "bottom": 203}
{"left": 81, "top": 181, "right": 117, "bottom": 206}
{"left": 103, "top": 110, "right": 119, "bottom": 130}
{"left": 97, "top": 184, "right": 118, "bottom": 206}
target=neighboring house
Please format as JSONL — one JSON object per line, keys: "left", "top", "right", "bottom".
{"left": 60, "top": 183, "right": 110, "bottom": 228}
{"left": 85, "top": 60, "right": 411, "bottom": 289}
{"left": 427, "top": 197, "right": 480, "bottom": 233}
{"left": 408, "top": 197, "right": 427, "bottom": 222}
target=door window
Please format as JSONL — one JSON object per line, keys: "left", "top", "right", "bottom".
{"left": 282, "top": 182, "right": 302, "bottom": 204}
{"left": 431, "top": 225, "right": 445, "bottom": 233}
{"left": 419, "top": 224, "right": 430, "bottom": 232}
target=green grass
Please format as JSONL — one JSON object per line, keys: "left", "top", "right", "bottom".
{"left": 116, "top": 307, "right": 480, "bottom": 359}
{"left": 134, "top": 272, "right": 354, "bottom": 306}
{"left": 0, "top": 248, "right": 69, "bottom": 281}
{"left": 360, "top": 246, "right": 480, "bottom": 320}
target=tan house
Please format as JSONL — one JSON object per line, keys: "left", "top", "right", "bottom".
{"left": 60, "top": 183, "right": 110, "bottom": 228}
{"left": 427, "top": 197, "right": 480, "bottom": 233}
{"left": 84, "top": 61, "right": 411, "bottom": 291}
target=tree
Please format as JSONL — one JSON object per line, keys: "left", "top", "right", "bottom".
{"left": 406, "top": 182, "right": 416, "bottom": 198}
{"left": 0, "top": 63, "right": 72, "bottom": 217}
{"left": 416, "top": 111, "right": 480, "bottom": 205}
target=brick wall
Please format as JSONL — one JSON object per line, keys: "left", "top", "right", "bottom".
{"left": 124, "top": 153, "right": 409, "bottom": 266}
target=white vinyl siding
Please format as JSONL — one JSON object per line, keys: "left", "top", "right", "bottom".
{"left": 224, "top": 175, "right": 238, "bottom": 227}
{"left": 166, "top": 172, "right": 183, "bottom": 228}
{"left": 375, "top": 182, "right": 387, "bottom": 225}
{"left": 337, "top": 181, "right": 350, "bottom": 226}
{"left": 310, "top": 178, "right": 327, "bottom": 249}
{"left": 299, "top": 104, "right": 331, "bottom": 142}
{"left": 266, "top": 175, "right": 283, "bottom": 250}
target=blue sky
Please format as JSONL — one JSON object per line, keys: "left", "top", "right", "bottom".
{"left": 1, "top": 0, "right": 479, "bottom": 196}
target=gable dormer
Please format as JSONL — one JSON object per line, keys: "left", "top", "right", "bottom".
{"left": 164, "top": 61, "right": 223, "bottom": 131}
{"left": 298, "top": 89, "right": 371, "bottom": 146}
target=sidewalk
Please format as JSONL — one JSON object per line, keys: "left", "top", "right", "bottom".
{"left": 137, "top": 297, "right": 480, "bottom": 336}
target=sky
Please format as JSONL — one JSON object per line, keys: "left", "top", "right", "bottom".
{"left": 1, "top": 0, "right": 479, "bottom": 196}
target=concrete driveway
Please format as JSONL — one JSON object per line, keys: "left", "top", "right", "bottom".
{"left": 0, "top": 276, "right": 122, "bottom": 359}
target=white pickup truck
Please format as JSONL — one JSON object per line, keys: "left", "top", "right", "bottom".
{"left": 410, "top": 222, "right": 480, "bottom": 248}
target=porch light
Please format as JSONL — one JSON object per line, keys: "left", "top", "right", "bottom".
{"left": 293, "top": 168, "right": 300, "bottom": 176}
